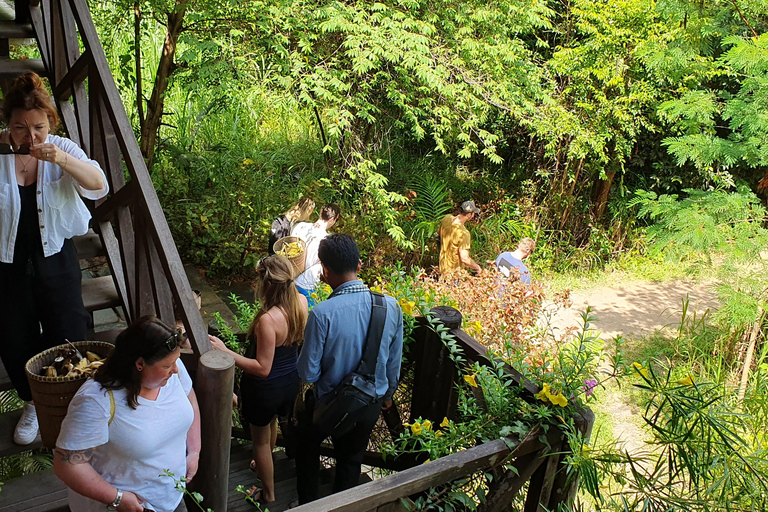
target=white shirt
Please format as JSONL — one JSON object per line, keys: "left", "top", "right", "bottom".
{"left": 0, "top": 135, "right": 109, "bottom": 263}
{"left": 291, "top": 222, "right": 328, "bottom": 290}
{"left": 57, "top": 360, "right": 194, "bottom": 512}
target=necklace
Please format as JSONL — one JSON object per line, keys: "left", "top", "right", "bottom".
{"left": 15, "top": 154, "right": 34, "bottom": 173}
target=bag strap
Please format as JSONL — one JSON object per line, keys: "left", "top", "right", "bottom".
{"left": 357, "top": 292, "right": 387, "bottom": 378}
{"left": 107, "top": 389, "right": 116, "bottom": 426}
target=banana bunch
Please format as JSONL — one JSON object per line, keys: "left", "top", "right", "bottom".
{"left": 41, "top": 350, "right": 105, "bottom": 379}
{"left": 277, "top": 241, "right": 304, "bottom": 258}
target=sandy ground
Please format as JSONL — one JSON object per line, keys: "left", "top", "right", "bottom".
{"left": 548, "top": 279, "right": 719, "bottom": 454}
{"left": 550, "top": 279, "right": 719, "bottom": 340}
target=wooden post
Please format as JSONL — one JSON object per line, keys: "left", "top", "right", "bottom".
{"left": 410, "top": 306, "right": 462, "bottom": 423}
{"left": 547, "top": 407, "right": 595, "bottom": 509}
{"left": 190, "top": 350, "right": 235, "bottom": 511}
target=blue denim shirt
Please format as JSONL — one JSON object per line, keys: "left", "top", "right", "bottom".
{"left": 297, "top": 280, "right": 404, "bottom": 400}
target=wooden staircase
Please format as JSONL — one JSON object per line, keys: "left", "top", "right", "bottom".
{"left": 0, "top": 0, "right": 213, "bottom": 508}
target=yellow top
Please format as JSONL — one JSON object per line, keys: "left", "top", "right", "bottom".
{"left": 438, "top": 214, "right": 471, "bottom": 273}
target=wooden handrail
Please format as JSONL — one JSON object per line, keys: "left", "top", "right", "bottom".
{"left": 291, "top": 430, "right": 559, "bottom": 512}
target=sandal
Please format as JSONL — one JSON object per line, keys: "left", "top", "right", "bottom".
{"left": 245, "top": 485, "right": 274, "bottom": 506}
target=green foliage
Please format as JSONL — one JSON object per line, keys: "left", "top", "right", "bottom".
{"left": 635, "top": 185, "right": 768, "bottom": 263}
{"left": 407, "top": 174, "right": 452, "bottom": 256}
{"left": 573, "top": 361, "right": 768, "bottom": 511}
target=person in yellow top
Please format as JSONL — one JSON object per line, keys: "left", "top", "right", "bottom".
{"left": 437, "top": 201, "right": 482, "bottom": 274}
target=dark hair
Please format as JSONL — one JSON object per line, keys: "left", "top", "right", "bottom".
{"left": 94, "top": 316, "right": 179, "bottom": 410}
{"left": 2, "top": 72, "right": 59, "bottom": 129}
{"left": 318, "top": 234, "right": 359, "bottom": 275}
{"left": 319, "top": 204, "right": 341, "bottom": 222}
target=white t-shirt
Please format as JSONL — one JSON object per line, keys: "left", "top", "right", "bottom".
{"left": 57, "top": 360, "right": 194, "bottom": 512}
{"left": 291, "top": 222, "right": 328, "bottom": 290}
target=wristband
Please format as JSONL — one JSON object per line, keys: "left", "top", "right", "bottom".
{"left": 188, "top": 451, "right": 199, "bottom": 457}
{"left": 107, "top": 488, "right": 123, "bottom": 510}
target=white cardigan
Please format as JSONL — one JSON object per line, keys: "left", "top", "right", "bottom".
{"left": 0, "top": 135, "right": 109, "bottom": 263}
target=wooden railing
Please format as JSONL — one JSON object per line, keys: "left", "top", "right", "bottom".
{"left": 238, "top": 306, "right": 594, "bottom": 512}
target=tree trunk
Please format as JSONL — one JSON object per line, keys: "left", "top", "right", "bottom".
{"left": 139, "top": 0, "right": 188, "bottom": 171}
{"left": 738, "top": 308, "right": 764, "bottom": 401}
{"left": 592, "top": 171, "right": 615, "bottom": 219}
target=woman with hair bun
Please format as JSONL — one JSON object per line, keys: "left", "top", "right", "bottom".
{"left": 268, "top": 197, "right": 315, "bottom": 254}
{"left": 210, "top": 255, "right": 308, "bottom": 505}
{"left": 0, "top": 72, "right": 109, "bottom": 445}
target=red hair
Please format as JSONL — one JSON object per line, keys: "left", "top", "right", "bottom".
{"left": 2, "top": 72, "right": 59, "bottom": 130}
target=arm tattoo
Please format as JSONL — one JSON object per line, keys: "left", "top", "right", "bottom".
{"left": 55, "top": 448, "right": 95, "bottom": 464}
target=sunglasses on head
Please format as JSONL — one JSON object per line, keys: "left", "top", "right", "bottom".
{"left": 0, "top": 120, "right": 34, "bottom": 155}
{"left": 143, "top": 330, "right": 181, "bottom": 358}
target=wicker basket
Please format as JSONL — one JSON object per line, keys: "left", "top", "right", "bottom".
{"left": 273, "top": 236, "right": 307, "bottom": 275}
{"left": 25, "top": 341, "right": 114, "bottom": 448}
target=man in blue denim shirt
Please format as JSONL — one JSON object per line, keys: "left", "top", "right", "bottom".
{"left": 296, "top": 234, "right": 403, "bottom": 504}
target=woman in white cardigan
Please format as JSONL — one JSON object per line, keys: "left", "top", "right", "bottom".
{"left": 0, "top": 72, "right": 108, "bottom": 445}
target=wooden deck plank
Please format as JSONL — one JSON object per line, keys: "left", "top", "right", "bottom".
{"left": 0, "top": 57, "right": 46, "bottom": 78}
{"left": 81, "top": 275, "right": 121, "bottom": 312}
{"left": 0, "top": 468, "right": 67, "bottom": 512}
{"left": 0, "top": 21, "right": 35, "bottom": 39}
{"left": 73, "top": 229, "right": 104, "bottom": 260}
{"left": 0, "top": 409, "right": 43, "bottom": 458}
{"left": 0, "top": 441, "right": 371, "bottom": 512}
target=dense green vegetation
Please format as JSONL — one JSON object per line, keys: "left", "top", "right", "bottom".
{"left": 89, "top": 0, "right": 768, "bottom": 278}
{"left": 0, "top": 0, "right": 759, "bottom": 509}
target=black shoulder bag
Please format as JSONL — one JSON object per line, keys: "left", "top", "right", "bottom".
{"left": 312, "top": 292, "right": 387, "bottom": 437}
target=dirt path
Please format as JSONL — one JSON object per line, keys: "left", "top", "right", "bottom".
{"left": 548, "top": 279, "right": 719, "bottom": 454}
{"left": 550, "top": 279, "right": 719, "bottom": 340}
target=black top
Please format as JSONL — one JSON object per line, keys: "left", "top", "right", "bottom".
{"left": 6, "top": 183, "right": 78, "bottom": 278}
{"left": 14, "top": 183, "right": 42, "bottom": 266}
{"left": 268, "top": 215, "right": 290, "bottom": 254}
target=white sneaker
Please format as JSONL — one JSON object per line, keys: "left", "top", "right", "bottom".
{"left": 14, "top": 403, "right": 40, "bottom": 445}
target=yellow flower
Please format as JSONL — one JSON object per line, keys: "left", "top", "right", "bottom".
{"left": 371, "top": 285, "right": 382, "bottom": 293}
{"left": 440, "top": 417, "right": 450, "bottom": 429}
{"left": 398, "top": 298, "right": 416, "bottom": 316}
{"left": 535, "top": 383, "right": 551, "bottom": 402}
{"left": 472, "top": 320, "right": 482, "bottom": 333}
{"left": 435, "top": 431, "right": 444, "bottom": 438}
{"left": 411, "top": 422, "right": 423, "bottom": 435}
{"left": 550, "top": 393, "right": 568, "bottom": 407}
{"left": 676, "top": 375, "right": 694, "bottom": 386}
{"left": 633, "top": 362, "right": 649, "bottom": 379}
{"left": 310, "top": 292, "right": 318, "bottom": 299}
{"left": 464, "top": 374, "right": 478, "bottom": 388}
{"left": 422, "top": 420, "right": 432, "bottom": 431}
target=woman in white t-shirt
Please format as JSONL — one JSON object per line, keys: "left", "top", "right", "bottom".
{"left": 53, "top": 317, "right": 202, "bottom": 512}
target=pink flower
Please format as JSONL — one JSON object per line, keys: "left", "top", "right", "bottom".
{"left": 583, "top": 379, "right": 598, "bottom": 397}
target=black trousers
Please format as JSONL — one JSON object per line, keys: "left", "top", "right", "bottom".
{"left": 0, "top": 239, "right": 89, "bottom": 401}
{"left": 295, "top": 394, "right": 381, "bottom": 504}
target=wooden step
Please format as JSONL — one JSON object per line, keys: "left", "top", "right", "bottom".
{"left": 0, "top": 57, "right": 45, "bottom": 78}
{"left": 0, "top": 468, "right": 68, "bottom": 512}
{"left": 81, "top": 275, "right": 121, "bottom": 313}
{"left": 0, "top": 409, "right": 43, "bottom": 458}
{"left": 73, "top": 229, "right": 104, "bottom": 260}
{"left": 0, "top": 21, "right": 34, "bottom": 39}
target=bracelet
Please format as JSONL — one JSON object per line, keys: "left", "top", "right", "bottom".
{"left": 107, "top": 488, "right": 123, "bottom": 510}
{"left": 188, "top": 451, "right": 199, "bottom": 457}
{"left": 63, "top": 152, "right": 68, "bottom": 169}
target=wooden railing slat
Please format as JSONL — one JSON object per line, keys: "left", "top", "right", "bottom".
{"left": 480, "top": 450, "right": 547, "bottom": 512}
{"left": 51, "top": 48, "right": 89, "bottom": 100}
{"left": 290, "top": 438, "right": 515, "bottom": 512}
